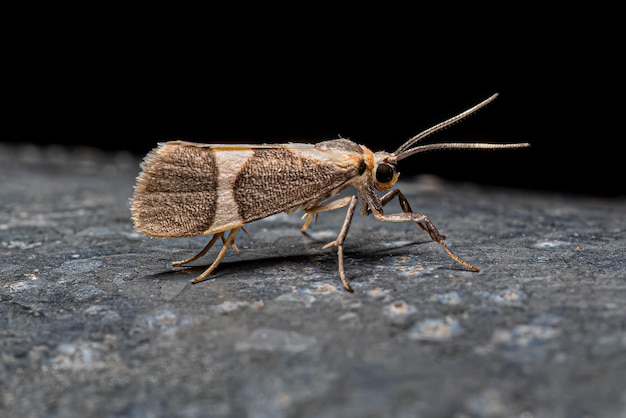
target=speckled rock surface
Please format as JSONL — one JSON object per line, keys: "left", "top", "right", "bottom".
{"left": 1, "top": 143, "right": 625, "bottom": 417}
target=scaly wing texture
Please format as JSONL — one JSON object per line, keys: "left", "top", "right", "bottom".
{"left": 131, "top": 140, "right": 364, "bottom": 238}
{"left": 131, "top": 142, "right": 220, "bottom": 237}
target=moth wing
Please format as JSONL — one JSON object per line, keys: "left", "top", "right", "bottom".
{"left": 131, "top": 140, "right": 364, "bottom": 238}
{"left": 232, "top": 140, "right": 364, "bottom": 223}
{"left": 131, "top": 141, "right": 226, "bottom": 238}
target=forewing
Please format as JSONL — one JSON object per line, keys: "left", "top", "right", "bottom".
{"left": 131, "top": 140, "right": 363, "bottom": 237}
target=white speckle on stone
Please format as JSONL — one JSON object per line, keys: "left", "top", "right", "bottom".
{"left": 488, "top": 289, "right": 527, "bottom": 306}
{"left": 384, "top": 300, "right": 418, "bottom": 326}
{"left": 434, "top": 291, "right": 462, "bottom": 305}
{"left": 275, "top": 292, "right": 316, "bottom": 307}
{"left": 48, "top": 340, "right": 120, "bottom": 371}
{"left": 235, "top": 328, "right": 317, "bottom": 353}
{"left": 532, "top": 240, "right": 567, "bottom": 249}
{"left": 212, "top": 300, "right": 249, "bottom": 314}
{"left": 492, "top": 324, "right": 560, "bottom": 347}
{"left": 408, "top": 317, "right": 461, "bottom": 341}
{"left": 338, "top": 312, "right": 358, "bottom": 322}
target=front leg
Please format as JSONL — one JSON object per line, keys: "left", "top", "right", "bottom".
{"left": 373, "top": 189, "right": 479, "bottom": 272}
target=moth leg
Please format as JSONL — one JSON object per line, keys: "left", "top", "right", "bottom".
{"left": 373, "top": 189, "right": 479, "bottom": 272}
{"left": 173, "top": 233, "right": 224, "bottom": 266}
{"left": 376, "top": 189, "right": 434, "bottom": 237}
{"left": 222, "top": 233, "right": 240, "bottom": 253}
{"left": 300, "top": 196, "right": 354, "bottom": 233}
{"left": 300, "top": 213, "right": 317, "bottom": 233}
{"left": 191, "top": 227, "right": 242, "bottom": 284}
{"left": 320, "top": 195, "right": 358, "bottom": 292}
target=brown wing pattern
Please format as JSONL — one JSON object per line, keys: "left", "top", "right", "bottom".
{"left": 131, "top": 143, "right": 218, "bottom": 237}
{"left": 233, "top": 147, "right": 359, "bottom": 222}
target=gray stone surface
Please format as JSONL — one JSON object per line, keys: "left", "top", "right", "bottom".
{"left": 1, "top": 143, "right": 625, "bottom": 417}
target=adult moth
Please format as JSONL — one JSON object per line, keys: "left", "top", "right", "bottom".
{"left": 131, "top": 93, "right": 529, "bottom": 292}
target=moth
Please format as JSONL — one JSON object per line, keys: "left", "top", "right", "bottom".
{"left": 131, "top": 93, "right": 529, "bottom": 292}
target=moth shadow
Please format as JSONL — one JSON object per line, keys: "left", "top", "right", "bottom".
{"left": 147, "top": 238, "right": 461, "bottom": 284}
{"left": 150, "top": 252, "right": 332, "bottom": 283}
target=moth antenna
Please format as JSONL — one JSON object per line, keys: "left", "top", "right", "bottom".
{"left": 394, "top": 93, "right": 500, "bottom": 155}
{"left": 394, "top": 141, "right": 530, "bottom": 162}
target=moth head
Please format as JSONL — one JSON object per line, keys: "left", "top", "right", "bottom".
{"left": 372, "top": 152, "right": 400, "bottom": 191}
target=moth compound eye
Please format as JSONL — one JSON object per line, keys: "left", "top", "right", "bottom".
{"left": 375, "top": 163, "right": 395, "bottom": 183}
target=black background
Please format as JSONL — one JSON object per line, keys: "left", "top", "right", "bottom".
{"left": 6, "top": 9, "right": 621, "bottom": 198}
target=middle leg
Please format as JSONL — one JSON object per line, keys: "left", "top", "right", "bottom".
{"left": 319, "top": 195, "right": 359, "bottom": 292}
